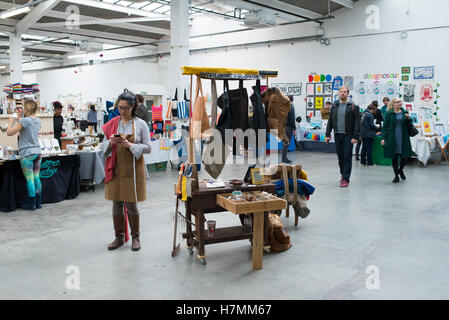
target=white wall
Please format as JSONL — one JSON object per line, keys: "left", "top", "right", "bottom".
{"left": 186, "top": 0, "right": 449, "bottom": 123}
{"left": 1, "top": 0, "right": 448, "bottom": 123}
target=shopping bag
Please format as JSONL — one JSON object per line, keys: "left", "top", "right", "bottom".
{"left": 172, "top": 88, "right": 178, "bottom": 119}
{"left": 190, "top": 76, "right": 210, "bottom": 139}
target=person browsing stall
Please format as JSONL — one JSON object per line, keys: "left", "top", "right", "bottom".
{"left": 52, "top": 101, "right": 64, "bottom": 147}
{"left": 87, "top": 104, "right": 98, "bottom": 133}
{"left": 360, "top": 105, "right": 377, "bottom": 166}
{"left": 325, "top": 86, "right": 361, "bottom": 188}
{"left": 381, "top": 98, "right": 412, "bottom": 183}
{"left": 7, "top": 100, "right": 43, "bottom": 210}
{"left": 102, "top": 90, "right": 151, "bottom": 252}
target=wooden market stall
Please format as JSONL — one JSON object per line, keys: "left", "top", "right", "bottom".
{"left": 173, "top": 66, "right": 286, "bottom": 270}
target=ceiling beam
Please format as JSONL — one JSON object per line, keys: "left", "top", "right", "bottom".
{"left": 65, "top": 0, "right": 169, "bottom": 18}
{"left": 15, "top": 0, "right": 61, "bottom": 35}
{"left": 246, "top": 0, "right": 323, "bottom": 19}
{"left": 330, "top": 0, "right": 355, "bottom": 9}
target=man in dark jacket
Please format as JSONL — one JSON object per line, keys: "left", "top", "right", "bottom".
{"left": 282, "top": 96, "right": 296, "bottom": 163}
{"left": 52, "top": 101, "right": 64, "bottom": 147}
{"left": 134, "top": 94, "right": 150, "bottom": 124}
{"left": 325, "top": 86, "right": 361, "bottom": 187}
{"left": 360, "top": 105, "right": 377, "bottom": 166}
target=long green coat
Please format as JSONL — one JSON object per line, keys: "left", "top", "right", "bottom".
{"left": 382, "top": 108, "right": 413, "bottom": 159}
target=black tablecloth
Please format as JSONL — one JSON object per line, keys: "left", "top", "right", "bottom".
{"left": 297, "top": 141, "right": 336, "bottom": 153}
{"left": 0, "top": 155, "right": 80, "bottom": 212}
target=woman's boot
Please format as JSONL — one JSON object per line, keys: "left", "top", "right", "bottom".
{"left": 128, "top": 214, "right": 141, "bottom": 251}
{"left": 108, "top": 214, "right": 125, "bottom": 250}
{"left": 35, "top": 193, "right": 42, "bottom": 209}
{"left": 398, "top": 157, "right": 406, "bottom": 180}
{"left": 392, "top": 160, "right": 400, "bottom": 183}
{"left": 21, "top": 196, "right": 36, "bottom": 210}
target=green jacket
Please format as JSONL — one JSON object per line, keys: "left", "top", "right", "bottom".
{"left": 382, "top": 108, "right": 412, "bottom": 159}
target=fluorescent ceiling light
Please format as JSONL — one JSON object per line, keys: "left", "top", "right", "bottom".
{"left": 0, "top": 66, "right": 6, "bottom": 69}
{"left": 0, "top": 6, "right": 31, "bottom": 19}
{"left": 67, "top": 53, "right": 87, "bottom": 59}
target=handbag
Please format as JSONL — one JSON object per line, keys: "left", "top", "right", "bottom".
{"left": 407, "top": 117, "right": 419, "bottom": 137}
{"left": 190, "top": 76, "right": 210, "bottom": 139}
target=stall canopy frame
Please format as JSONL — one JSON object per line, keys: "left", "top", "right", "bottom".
{"left": 180, "top": 66, "right": 279, "bottom": 185}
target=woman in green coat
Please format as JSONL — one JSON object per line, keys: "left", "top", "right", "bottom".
{"left": 381, "top": 98, "right": 413, "bottom": 183}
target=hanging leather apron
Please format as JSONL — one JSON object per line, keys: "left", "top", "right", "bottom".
{"left": 105, "top": 120, "right": 146, "bottom": 202}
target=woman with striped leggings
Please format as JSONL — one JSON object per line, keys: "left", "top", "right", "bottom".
{"left": 7, "top": 100, "right": 43, "bottom": 210}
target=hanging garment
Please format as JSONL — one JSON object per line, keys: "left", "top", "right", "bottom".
{"left": 355, "top": 81, "right": 369, "bottom": 106}
{"left": 370, "top": 81, "right": 383, "bottom": 101}
{"left": 250, "top": 79, "right": 267, "bottom": 131}
{"left": 229, "top": 79, "right": 249, "bottom": 131}
{"left": 262, "top": 87, "right": 291, "bottom": 143}
{"left": 216, "top": 80, "right": 234, "bottom": 146}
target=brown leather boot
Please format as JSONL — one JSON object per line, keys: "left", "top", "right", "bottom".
{"left": 128, "top": 214, "right": 141, "bottom": 251}
{"left": 108, "top": 214, "right": 125, "bottom": 250}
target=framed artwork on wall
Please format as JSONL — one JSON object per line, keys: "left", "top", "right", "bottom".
{"left": 315, "top": 96, "right": 323, "bottom": 109}
{"left": 315, "top": 83, "right": 323, "bottom": 95}
{"left": 324, "top": 82, "right": 332, "bottom": 95}
{"left": 401, "top": 66, "right": 411, "bottom": 74}
{"left": 306, "top": 83, "right": 315, "bottom": 95}
{"left": 306, "top": 96, "right": 315, "bottom": 108}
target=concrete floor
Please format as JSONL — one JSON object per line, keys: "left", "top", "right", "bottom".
{"left": 1, "top": 151, "right": 448, "bottom": 300}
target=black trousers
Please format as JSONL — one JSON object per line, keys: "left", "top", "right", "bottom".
{"left": 335, "top": 133, "right": 353, "bottom": 182}
{"left": 392, "top": 153, "right": 406, "bottom": 176}
{"left": 282, "top": 127, "right": 294, "bottom": 161}
{"left": 361, "top": 137, "right": 374, "bottom": 165}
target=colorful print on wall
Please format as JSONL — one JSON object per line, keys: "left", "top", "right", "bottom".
{"left": 414, "top": 66, "right": 434, "bottom": 80}
{"left": 419, "top": 82, "right": 434, "bottom": 103}
{"left": 325, "top": 74, "right": 332, "bottom": 82}
{"left": 315, "top": 83, "right": 323, "bottom": 95}
{"left": 332, "top": 76, "right": 343, "bottom": 90}
{"left": 315, "top": 96, "right": 323, "bottom": 109}
{"left": 401, "top": 66, "right": 411, "bottom": 74}
{"left": 405, "top": 104, "right": 413, "bottom": 111}
{"left": 306, "top": 96, "right": 315, "bottom": 109}
{"left": 324, "top": 82, "right": 332, "bottom": 95}
{"left": 402, "top": 75, "right": 409, "bottom": 81}
{"left": 306, "top": 83, "right": 315, "bottom": 95}
{"left": 313, "top": 74, "right": 321, "bottom": 82}
{"left": 410, "top": 112, "right": 418, "bottom": 124}
{"left": 343, "top": 76, "right": 354, "bottom": 90}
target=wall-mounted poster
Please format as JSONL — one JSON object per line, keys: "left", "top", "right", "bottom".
{"left": 414, "top": 66, "right": 434, "bottom": 80}
{"left": 401, "top": 66, "right": 411, "bottom": 74}
{"left": 410, "top": 112, "right": 418, "bottom": 125}
{"left": 405, "top": 103, "right": 413, "bottom": 111}
{"left": 324, "top": 96, "right": 332, "bottom": 104}
{"left": 315, "top": 96, "right": 323, "bottom": 109}
{"left": 324, "top": 82, "right": 332, "bottom": 95}
{"left": 313, "top": 74, "right": 320, "bottom": 82}
{"left": 272, "top": 83, "right": 302, "bottom": 96}
{"left": 403, "top": 83, "right": 416, "bottom": 102}
{"left": 402, "top": 75, "right": 409, "bottom": 81}
{"left": 306, "top": 83, "right": 315, "bottom": 95}
{"left": 332, "top": 76, "right": 343, "bottom": 90}
{"left": 325, "top": 74, "right": 332, "bottom": 82}
{"left": 315, "top": 83, "right": 323, "bottom": 95}
{"left": 343, "top": 76, "right": 354, "bottom": 90}
{"left": 421, "top": 119, "right": 435, "bottom": 135}
{"left": 419, "top": 82, "right": 434, "bottom": 103}
{"left": 306, "top": 96, "right": 315, "bottom": 109}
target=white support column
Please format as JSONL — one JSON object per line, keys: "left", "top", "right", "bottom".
{"left": 169, "top": 0, "right": 190, "bottom": 96}
{"left": 9, "top": 34, "right": 23, "bottom": 84}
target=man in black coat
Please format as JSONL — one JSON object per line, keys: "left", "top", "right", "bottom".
{"left": 282, "top": 95, "right": 296, "bottom": 163}
{"left": 325, "top": 86, "right": 361, "bottom": 187}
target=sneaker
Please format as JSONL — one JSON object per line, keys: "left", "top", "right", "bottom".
{"left": 340, "top": 180, "right": 349, "bottom": 187}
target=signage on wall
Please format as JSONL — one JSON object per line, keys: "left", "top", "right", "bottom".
{"left": 271, "top": 83, "right": 302, "bottom": 96}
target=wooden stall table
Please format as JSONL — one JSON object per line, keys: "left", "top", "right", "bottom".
{"left": 179, "top": 182, "right": 284, "bottom": 269}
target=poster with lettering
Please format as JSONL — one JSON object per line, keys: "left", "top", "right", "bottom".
{"left": 315, "top": 83, "right": 323, "bottom": 95}
{"left": 315, "top": 96, "right": 323, "bottom": 109}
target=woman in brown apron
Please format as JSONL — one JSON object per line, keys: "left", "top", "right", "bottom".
{"left": 102, "top": 90, "right": 151, "bottom": 251}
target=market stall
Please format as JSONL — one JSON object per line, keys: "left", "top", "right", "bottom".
{"left": 173, "top": 66, "right": 291, "bottom": 270}
{"left": 0, "top": 154, "right": 80, "bottom": 212}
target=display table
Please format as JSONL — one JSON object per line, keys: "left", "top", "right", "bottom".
{"left": 0, "top": 154, "right": 80, "bottom": 212}
{"left": 181, "top": 183, "right": 275, "bottom": 269}
{"left": 372, "top": 135, "right": 392, "bottom": 166}
{"left": 410, "top": 135, "right": 437, "bottom": 166}
{"left": 143, "top": 139, "right": 173, "bottom": 165}
{"left": 75, "top": 150, "right": 105, "bottom": 185}
{"left": 296, "top": 127, "right": 336, "bottom": 153}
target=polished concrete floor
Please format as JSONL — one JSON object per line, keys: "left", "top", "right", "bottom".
{"left": 1, "top": 151, "right": 448, "bottom": 300}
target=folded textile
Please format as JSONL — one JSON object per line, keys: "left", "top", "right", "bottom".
{"left": 274, "top": 179, "right": 315, "bottom": 198}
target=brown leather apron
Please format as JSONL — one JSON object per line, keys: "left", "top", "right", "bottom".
{"left": 105, "top": 120, "right": 146, "bottom": 202}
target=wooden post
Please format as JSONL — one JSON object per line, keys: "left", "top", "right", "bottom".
{"left": 252, "top": 211, "right": 264, "bottom": 270}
